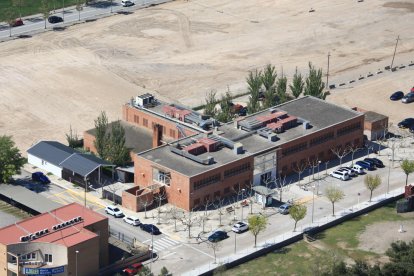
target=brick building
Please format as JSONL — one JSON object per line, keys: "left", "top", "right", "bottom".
{"left": 132, "top": 96, "right": 364, "bottom": 211}
{"left": 0, "top": 203, "right": 108, "bottom": 276}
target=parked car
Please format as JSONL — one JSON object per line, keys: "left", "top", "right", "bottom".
{"left": 398, "top": 118, "right": 414, "bottom": 129}
{"left": 390, "top": 91, "right": 404, "bottom": 101}
{"left": 208, "top": 230, "right": 229, "bottom": 242}
{"left": 329, "top": 170, "right": 350, "bottom": 181}
{"left": 402, "top": 93, "right": 414, "bottom": 103}
{"left": 365, "top": 158, "right": 384, "bottom": 168}
{"left": 121, "top": 0, "right": 135, "bottom": 6}
{"left": 123, "top": 215, "right": 141, "bottom": 226}
{"left": 123, "top": 262, "right": 143, "bottom": 275}
{"left": 351, "top": 164, "right": 365, "bottom": 174}
{"left": 278, "top": 203, "right": 291, "bottom": 215}
{"left": 410, "top": 125, "right": 414, "bottom": 133}
{"left": 32, "top": 172, "right": 50, "bottom": 184}
{"left": 48, "top": 16, "right": 63, "bottom": 24}
{"left": 140, "top": 224, "right": 161, "bottom": 235}
{"left": 355, "top": 160, "right": 375, "bottom": 171}
{"left": 337, "top": 167, "right": 357, "bottom": 177}
{"left": 411, "top": 87, "right": 414, "bottom": 93}
{"left": 105, "top": 205, "right": 124, "bottom": 218}
{"left": 232, "top": 222, "right": 249, "bottom": 233}
{"left": 11, "top": 19, "right": 24, "bottom": 27}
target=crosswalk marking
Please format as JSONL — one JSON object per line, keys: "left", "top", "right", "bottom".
{"left": 143, "top": 237, "right": 180, "bottom": 252}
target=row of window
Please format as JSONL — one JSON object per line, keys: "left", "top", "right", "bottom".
{"left": 337, "top": 122, "right": 362, "bottom": 137}
{"left": 134, "top": 115, "right": 178, "bottom": 138}
{"left": 223, "top": 163, "right": 251, "bottom": 178}
{"left": 310, "top": 131, "right": 334, "bottom": 146}
{"left": 12, "top": 253, "right": 52, "bottom": 263}
{"left": 193, "top": 173, "right": 221, "bottom": 190}
{"left": 282, "top": 142, "right": 307, "bottom": 156}
{"left": 193, "top": 181, "right": 250, "bottom": 206}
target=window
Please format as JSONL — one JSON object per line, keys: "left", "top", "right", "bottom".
{"left": 224, "top": 163, "right": 251, "bottom": 178}
{"left": 134, "top": 115, "right": 140, "bottom": 123}
{"left": 169, "top": 129, "right": 176, "bottom": 138}
{"left": 310, "top": 132, "right": 334, "bottom": 146}
{"left": 282, "top": 142, "right": 307, "bottom": 156}
{"left": 337, "top": 122, "right": 361, "bottom": 136}
{"left": 31, "top": 253, "right": 35, "bottom": 259}
{"left": 45, "top": 254, "right": 52, "bottom": 263}
{"left": 224, "top": 187, "right": 230, "bottom": 194}
{"left": 143, "top": 118, "right": 148, "bottom": 127}
{"left": 194, "top": 174, "right": 221, "bottom": 190}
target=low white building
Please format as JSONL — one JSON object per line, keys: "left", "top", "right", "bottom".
{"left": 27, "top": 141, "right": 76, "bottom": 178}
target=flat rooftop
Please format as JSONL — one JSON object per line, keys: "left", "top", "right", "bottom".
{"left": 86, "top": 120, "right": 173, "bottom": 153}
{"left": 0, "top": 202, "right": 107, "bottom": 247}
{"left": 138, "top": 96, "right": 362, "bottom": 177}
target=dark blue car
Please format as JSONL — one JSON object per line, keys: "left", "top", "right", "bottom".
{"left": 390, "top": 91, "right": 404, "bottom": 101}
{"left": 140, "top": 224, "right": 161, "bottom": 235}
{"left": 208, "top": 231, "right": 228, "bottom": 242}
{"left": 355, "top": 161, "right": 375, "bottom": 171}
{"left": 32, "top": 172, "right": 50, "bottom": 184}
{"left": 365, "top": 158, "right": 384, "bottom": 168}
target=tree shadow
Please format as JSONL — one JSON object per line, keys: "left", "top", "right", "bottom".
{"left": 52, "top": 26, "right": 66, "bottom": 31}
{"left": 273, "top": 247, "right": 291, "bottom": 254}
{"left": 18, "top": 34, "right": 32, "bottom": 39}
{"left": 116, "top": 11, "right": 133, "bottom": 15}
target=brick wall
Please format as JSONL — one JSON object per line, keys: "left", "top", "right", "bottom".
{"left": 122, "top": 104, "right": 198, "bottom": 140}
{"left": 83, "top": 131, "right": 97, "bottom": 154}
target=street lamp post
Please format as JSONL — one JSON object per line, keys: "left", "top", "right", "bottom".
{"left": 387, "top": 156, "right": 391, "bottom": 195}
{"left": 311, "top": 184, "right": 315, "bottom": 223}
{"left": 241, "top": 189, "right": 245, "bottom": 221}
{"left": 150, "top": 231, "right": 154, "bottom": 272}
{"left": 75, "top": 250, "right": 79, "bottom": 276}
{"left": 317, "top": 161, "right": 321, "bottom": 196}
{"left": 357, "top": 193, "right": 360, "bottom": 209}
{"left": 234, "top": 231, "right": 237, "bottom": 253}
{"left": 325, "top": 161, "right": 329, "bottom": 176}
{"left": 62, "top": 0, "right": 65, "bottom": 21}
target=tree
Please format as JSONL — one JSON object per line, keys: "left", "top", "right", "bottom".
{"left": 168, "top": 206, "right": 182, "bottom": 232}
{"left": 347, "top": 142, "right": 362, "bottom": 166}
{"left": 246, "top": 69, "right": 262, "bottom": 114}
{"left": 93, "top": 111, "right": 110, "bottom": 159}
{"left": 40, "top": 0, "right": 51, "bottom": 29}
{"left": 401, "top": 159, "right": 414, "bottom": 186}
{"left": 213, "top": 198, "right": 226, "bottom": 226}
{"left": 248, "top": 214, "right": 267, "bottom": 247}
{"left": 364, "top": 174, "right": 381, "bottom": 202}
{"left": 289, "top": 204, "right": 307, "bottom": 232}
{"left": 204, "top": 89, "right": 218, "bottom": 117}
{"left": 158, "top": 266, "right": 170, "bottom": 276}
{"left": 206, "top": 241, "right": 222, "bottom": 264}
{"left": 276, "top": 74, "right": 288, "bottom": 104}
{"left": 216, "top": 90, "right": 233, "bottom": 123}
{"left": 66, "top": 125, "right": 80, "bottom": 148}
{"left": 12, "top": 0, "right": 24, "bottom": 20}
{"left": 261, "top": 64, "right": 277, "bottom": 108}
{"left": 325, "top": 186, "right": 344, "bottom": 216}
{"left": 331, "top": 146, "right": 350, "bottom": 167}
{"left": 154, "top": 190, "right": 167, "bottom": 225}
{"left": 181, "top": 209, "right": 199, "bottom": 238}
{"left": 304, "top": 62, "right": 327, "bottom": 99}
{"left": 290, "top": 67, "right": 304, "bottom": 99}
{"left": 293, "top": 161, "right": 308, "bottom": 186}
{"left": 76, "top": 0, "right": 84, "bottom": 21}
{"left": 275, "top": 174, "right": 290, "bottom": 202}
{"left": 137, "top": 266, "right": 154, "bottom": 276}
{"left": 107, "top": 121, "right": 130, "bottom": 166}
{"left": 0, "top": 136, "right": 25, "bottom": 183}
{"left": 4, "top": 7, "right": 18, "bottom": 37}
{"left": 139, "top": 196, "right": 153, "bottom": 219}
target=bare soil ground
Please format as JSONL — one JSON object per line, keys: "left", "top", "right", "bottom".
{"left": 358, "top": 212, "right": 414, "bottom": 254}
{"left": 1, "top": 0, "right": 414, "bottom": 153}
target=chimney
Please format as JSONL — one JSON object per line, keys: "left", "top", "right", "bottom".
{"left": 152, "top": 123, "right": 163, "bottom": 148}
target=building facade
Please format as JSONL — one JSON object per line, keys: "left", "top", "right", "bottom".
{"left": 0, "top": 203, "right": 108, "bottom": 276}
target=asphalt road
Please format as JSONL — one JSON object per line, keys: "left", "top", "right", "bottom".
{"left": 0, "top": 0, "right": 171, "bottom": 39}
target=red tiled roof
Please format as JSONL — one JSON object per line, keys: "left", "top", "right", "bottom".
{"left": 0, "top": 202, "right": 107, "bottom": 247}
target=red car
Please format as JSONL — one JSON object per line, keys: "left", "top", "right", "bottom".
{"left": 11, "top": 19, "right": 24, "bottom": 27}
{"left": 411, "top": 87, "right": 414, "bottom": 93}
{"left": 122, "top": 262, "right": 143, "bottom": 275}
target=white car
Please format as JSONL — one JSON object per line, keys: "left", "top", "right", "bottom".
{"left": 337, "top": 167, "right": 356, "bottom": 177}
{"left": 329, "top": 170, "right": 350, "bottom": 181}
{"left": 231, "top": 221, "right": 249, "bottom": 233}
{"left": 351, "top": 164, "right": 364, "bottom": 174}
{"left": 121, "top": 0, "right": 134, "bottom": 7}
{"left": 123, "top": 216, "right": 141, "bottom": 226}
{"left": 105, "top": 205, "right": 124, "bottom": 218}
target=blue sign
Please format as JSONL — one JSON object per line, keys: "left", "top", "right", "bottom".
{"left": 23, "top": 266, "right": 64, "bottom": 275}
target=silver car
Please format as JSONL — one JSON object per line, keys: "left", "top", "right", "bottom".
{"left": 402, "top": 93, "right": 414, "bottom": 103}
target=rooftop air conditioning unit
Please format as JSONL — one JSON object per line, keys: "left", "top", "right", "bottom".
{"left": 77, "top": 216, "right": 82, "bottom": 221}
{"left": 20, "top": 236, "right": 27, "bottom": 242}
{"left": 35, "top": 231, "right": 41, "bottom": 237}
{"left": 70, "top": 219, "right": 75, "bottom": 224}
{"left": 52, "top": 225, "right": 57, "bottom": 230}
{"left": 44, "top": 228, "right": 49, "bottom": 234}
{"left": 30, "top": 234, "right": 36, "bottom": 240}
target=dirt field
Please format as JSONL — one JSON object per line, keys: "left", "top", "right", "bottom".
{"left": 358, "top": 212, "right": 414, "bottom": 254}
{"left": 1, "top": 0, "right": 414, "bottom": 153}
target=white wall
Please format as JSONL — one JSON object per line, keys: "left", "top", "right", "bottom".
{"left": 28, "top": 155, "right": 62, "bottom": 178}
{"left": 253, "top": 167, "right": 276, "bottom": 186}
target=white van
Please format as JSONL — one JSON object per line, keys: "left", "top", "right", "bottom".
{"left": 329, "top": 170, "right": 350, "bottom": 181}
{"left": 121, "top": 0, "right": 134, "bottom": 7}
{"left": 351, "top": 164, "right": 364, "bottom": 174}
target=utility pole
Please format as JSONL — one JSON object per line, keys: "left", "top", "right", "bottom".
{"left": 390, "top": 35, "right": 400, "bottom": 71}
{"left": 326, "top": 52, "right": 330, "bottom": 89}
